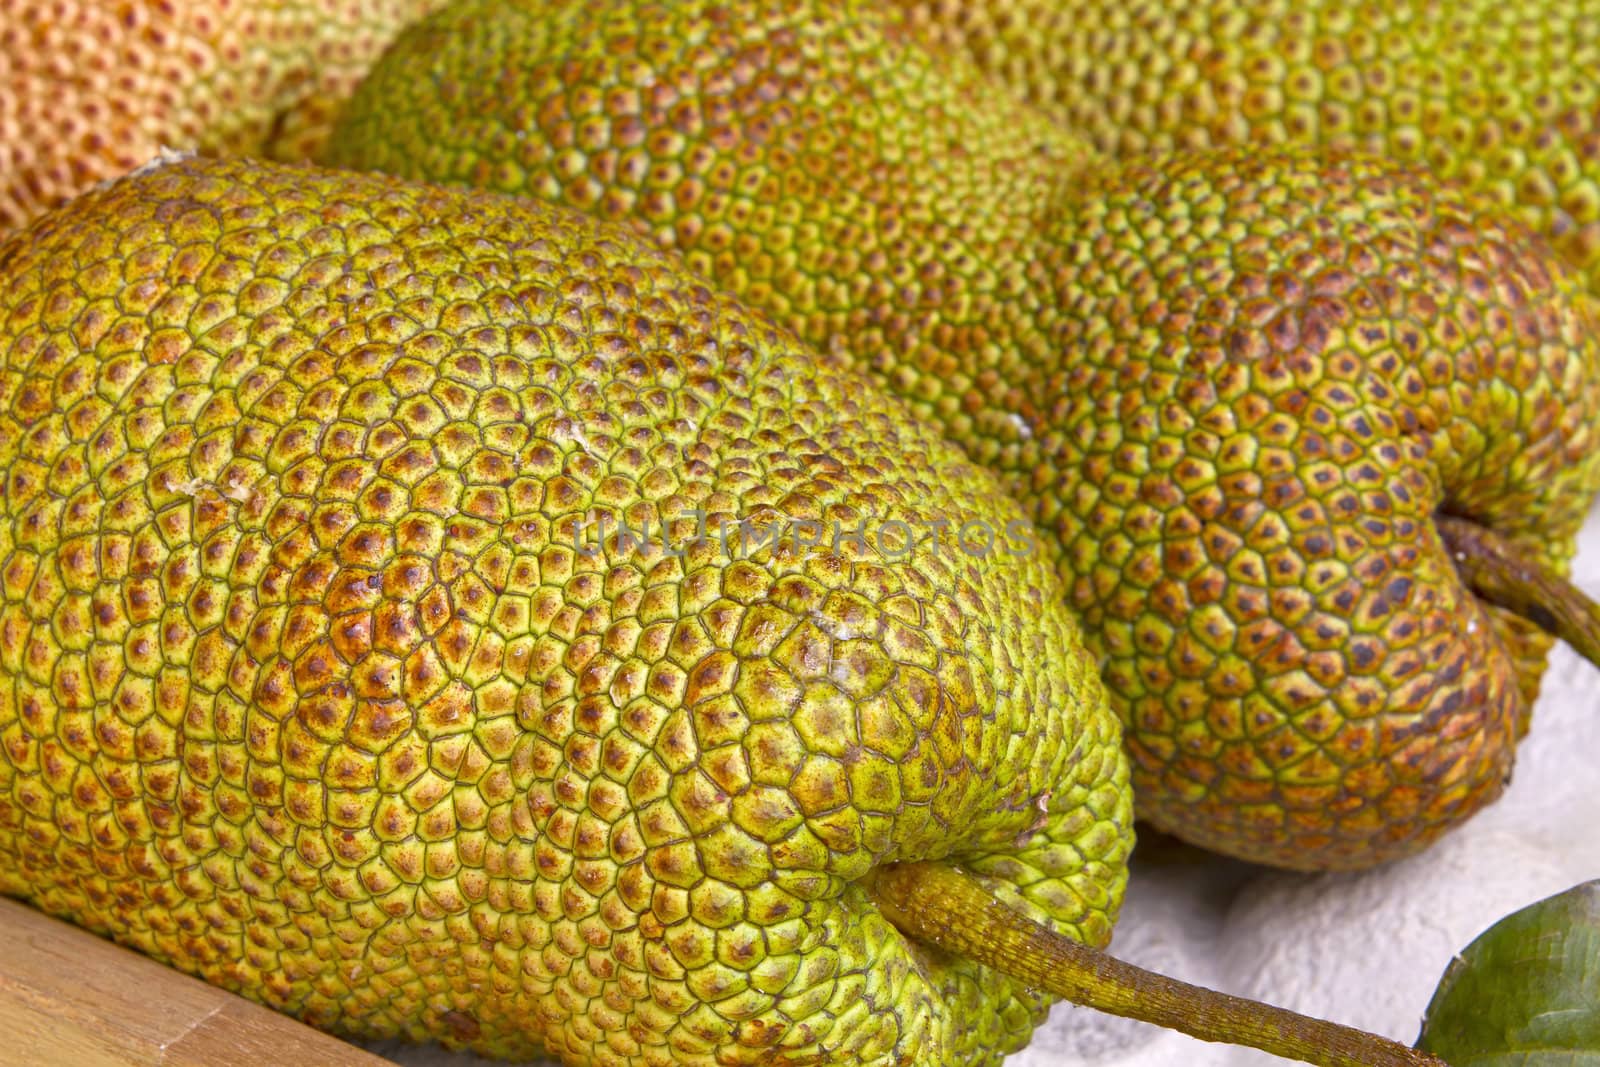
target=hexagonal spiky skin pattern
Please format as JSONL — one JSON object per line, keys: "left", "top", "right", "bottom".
{"left": 326, "top": 0, "right": 1600, "bottom": 869}
{"left": 0, "top": 156, "right": 1133, "bottom": 1066}
{"left": 0, "top": 0, "right": 446, "bottom": 233}
{"left": 1029, "top": 149, "right": 1600, "bottom": 867}
{"left": 322, "top": 0, "right": 1098, "bottom": 472}
{"left": 891, "top": 0, "right": 1600, "bottom": 293}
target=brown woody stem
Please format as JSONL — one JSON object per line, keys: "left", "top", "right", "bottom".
{"left": 1437, "top": 514, "right": 1600, "bottom": 668}
{"left": 866, "top": 862, "right": 1447, "bottom": 1067}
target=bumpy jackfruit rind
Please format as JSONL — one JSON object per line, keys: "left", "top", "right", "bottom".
{"left": 0, "top": 156, "right": 1131, "bottom": 1066}
{"left": 891, "top": 0, "right": 1600, "bottom": 293}
{"left": 327, "top": 0, "right": 1600, "bottom": 869}
{"left": 0, "top": 0, "right": 447, "bottom": 233}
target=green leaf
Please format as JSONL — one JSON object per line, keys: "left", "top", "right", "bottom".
{"left": 1418, "top": 879, "right": 1600, "bottom": 1066}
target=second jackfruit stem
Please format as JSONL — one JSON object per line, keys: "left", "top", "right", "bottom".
{"left": 866, "top": 862, "right": 1447, "bottom": 1067}
{"left": 1437, "top": 514, "right": 1600, "bottom": 668}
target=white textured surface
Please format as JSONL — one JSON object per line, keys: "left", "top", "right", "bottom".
{"left": 377, "top": 504, "right": 1600, "bottom": 1067}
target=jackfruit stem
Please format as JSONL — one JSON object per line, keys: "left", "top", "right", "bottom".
{"left": 866, "top": 862, "right": 1448, "bottom": 1067}
{"left": 1437, "top": 514, "right": 1600, "bottom": 669}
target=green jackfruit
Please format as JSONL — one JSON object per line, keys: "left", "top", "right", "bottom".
{"left": 0, "top": 149, "right": 1461, "bottom": 1067}
{"left": 0, "top": 153, "right": 1133, "bottom": 1065}
{"left": 325, "top": 0, "right": 1094, "bottom": 485}
{"left": 326, "top": 0, "right": 1600, "bottom": 871}
{"left": 890, "top": 0, "right": 1600, "bottom": 293}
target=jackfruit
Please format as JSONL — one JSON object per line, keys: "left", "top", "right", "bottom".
{"left": 325, "top": 0, "right": 1600, "bottom": 870}
{"left": 0, "top": 153, "right": 1133, "bottom": 1065}
{"left": 0, "top": 0, "right": 445, "bottom": 233}
{"left": 891, "top": 0, "right": 1600, "bottom": 292}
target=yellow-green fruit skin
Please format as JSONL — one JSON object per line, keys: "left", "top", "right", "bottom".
{"left": 322, "top": 0, "right": 1098, "bottom": 475}
{"left": 0, "top": 157, "right": 1132, "bottom": 1065}
{"left": 1032, "top": 149, "right": 1600, "bottom": 867}
{"left": 892, "top": 0, "right": 1600, "bottom": 292}
{"left": 327, "top": 0, "right": 1600, "bottom": 869}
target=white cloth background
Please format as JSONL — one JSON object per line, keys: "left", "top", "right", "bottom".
{"left": 378, "top": 501, "right": 1600, "bottom": 1067}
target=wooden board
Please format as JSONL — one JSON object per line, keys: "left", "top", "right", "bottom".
{"left": 0, "top": 896, "right": 397, "bottom": 1067}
